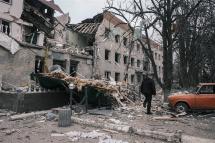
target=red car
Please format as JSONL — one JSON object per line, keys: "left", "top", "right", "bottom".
{"left": 168, "top": 83, "right": 215, "bottom": 113}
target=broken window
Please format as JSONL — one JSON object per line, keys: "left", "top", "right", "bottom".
{"left": 124, "top": 73, "right": 128, "bottom": 82}
{"left": 105, "top": 71, "right": 111, "bottom": 80}
{"left": 1, "top": 0, "right": 11, "bottom": 3}
{"left": 0, "top": 19, "right": 10, "bottom": 35}
{"left": 70, "top": 60, "right": 79, "bottom": 77}
{"left": 23, "top": 26, "right": 39, "bottom": 45}
{"left": 104, "top": 27, "right": 110, "bottom": 38}
{"left": 137, "top": 74, "right": 141, "bottom": 83}
{"left": 143, "top": 61, "right": 149, "bottom": 71}
{"left": 115, "top": 72, "right": 120, "bottom": 82}
{"left": 137, "top": 44, "right": 140, "bottom": 52}
{"left": 115, "top": 35, "right": 120, "bottom": 43}
{"left": 35, "top": 56, "right": 44, "bottom": 73}
{"left": 123, "top": 37, "right": 127, "bottom": 46}
{"left": 123, "top": 55, "right": 128, "bottom": 64}
{"left": 137, "top": 60, "right": 141, "bottom": 67}
{"left": 131, "top": 58, "right": 135, "bottom": 66}
{"left": 53, "top": 59, "right": 66, "bottom": 70}
{"left": 105, "top": 49, "right": 110, "bottom": 60}
{"left": 115, "top": 53, "right": 121, "bottom": 63}
{"left": 155, "top": 52, "right": 157, "bottom": 60}
{"left": 131, "top": 74, "right": 135, "bottom": 83}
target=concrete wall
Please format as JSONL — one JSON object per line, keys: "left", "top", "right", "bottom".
{"left": 52, "top": 51, "right": 93, "bottom": 78}
{"left": 95, "top": 18, "right": 145, "bottom": 85}
{"left": 66, "top": 30, "right": 89, "bottom": 48}
{"left": 0, "top": 91, "right": 69, "bottom": 113}
{"left": 0, "top": 0, "right": 24, "bottom": 42}
{"left": 0, "top": 46, "right": 35, "bottom": 88}
{"left": 149, "top": 47, "right": 163, "bottom": 82}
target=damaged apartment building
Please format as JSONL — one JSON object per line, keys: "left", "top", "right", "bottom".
{"left": 0, "top": 0, "right": 163, "bottom": 91}
{"left": 0, "top": 0, "right": 92, "bottom": 90}
{"left": 66, "top": 11, "right": 163, "bottom": 85}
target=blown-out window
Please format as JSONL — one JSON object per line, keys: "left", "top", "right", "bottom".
{"left": 0, "top": 19, "right": 10, "bottom": 35}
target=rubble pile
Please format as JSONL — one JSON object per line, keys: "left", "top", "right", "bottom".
{"left": 46, "top": 71, "right": 136, "bottom": 107}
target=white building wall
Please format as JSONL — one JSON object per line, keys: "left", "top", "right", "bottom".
{"left": 95, "top": 18, "right": 144, "bottom": 84}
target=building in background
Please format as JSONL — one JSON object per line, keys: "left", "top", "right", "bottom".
{"left": 66, "top": 11, "right": 163, "bottom": 86}
{"left": 0, "top": 0, "right": 92, "bottom": 90}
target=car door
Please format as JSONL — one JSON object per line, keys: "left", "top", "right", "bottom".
{"left": 195, "top": 85, "right": 215, "bottom": 109}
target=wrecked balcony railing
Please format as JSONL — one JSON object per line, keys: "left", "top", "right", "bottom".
{"left": 0, "top": 23, "right": 10, "bottom": 35}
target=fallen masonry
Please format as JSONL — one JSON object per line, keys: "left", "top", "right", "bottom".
{"left": 8, "top": 110, "right": 182, "bottom": 142}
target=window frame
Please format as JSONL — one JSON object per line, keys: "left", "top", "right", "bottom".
{"left": 131, "top": 58, "right": 135, "bottom": 66}
{"left": 115, "top": 52, "right": 121, "bottom": 63}
{"left": 115, "top": 72, "right": 120, "bottom": 82}
{"left": 123, "top": 37, "right": 127, "bottom": 46}
{"left": 1, "top": 0, "right": 12, "bottom": 4}
{"left": 105, "top": 71, "right": 111, "bottom": 80}
{"left": 0, "top": 19, "right": 11, "bottom": 35}
{"left": 105, "top": 49, "right": 111, "bottom": 61}
{"left": 198, "top": 85, "right": 215, "bottom": 94}
{"left": 123, "top": 55, "right": 128, "bottom": 64}
{"left": 115, "top": 34, "right": 120, "bottom": 43}
{"left": 137, "top": 60, "right": 141, "bottom": 67}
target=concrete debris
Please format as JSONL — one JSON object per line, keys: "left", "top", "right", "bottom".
{"left": 134, "top": 128, "right": 182, "bottom": 143}
{"left": 51, "top": 130, "right": 128, "bottom": 143}
{"left": 153, "top": 116, "right": 178, "bottom": 121}
{"left": 71, "top": 117, "right": 132, "bottom": 133}
{"left": 9, "top": 111, "right": 48, "bottom": 121}
{"left": 51, "top": 133, "right": 65, "bottom": 137}
{"left": 108, "top": 118, "right": 123, "bottom": 125}
{"left": 88, "top": 109, "right": 113, "bottom": 117}
{"left": 47, "top": 71, "right": 135, "bottom": 107}
{"left": 65, "top": 130, "right": 109, "bottom": 142}
{"left": 175, "top": 112, "right": 187, "bottom": 117}
{"left": 4, "top": 129, "right": 18, "bottom": 135}
{"left": 99, "top": 138, "right": 129, "bottom": 143}
{"left": 0, "top": 113, "right": 7, "bottom": 117}
{"left": 46, "top": 112, "right": 57, "bottom": 121}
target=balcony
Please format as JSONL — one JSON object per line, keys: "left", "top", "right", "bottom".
{"left": 0, "top": 20, "right": 10, "bottom": 35}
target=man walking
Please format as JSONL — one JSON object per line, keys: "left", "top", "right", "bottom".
{"left": 140, "top": 75, "right": 156, "bottom": 114}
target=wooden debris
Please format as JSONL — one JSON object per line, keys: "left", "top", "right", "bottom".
{"left": 46, "top": 71, "right": 136, "bottom": 107}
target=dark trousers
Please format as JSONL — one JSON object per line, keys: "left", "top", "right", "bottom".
{"left": 143, "top": 94, "right": 152, "bottom": 113}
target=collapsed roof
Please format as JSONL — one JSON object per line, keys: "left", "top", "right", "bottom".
{"left": 38, "top": 0, "right": 63, "bottom": 13}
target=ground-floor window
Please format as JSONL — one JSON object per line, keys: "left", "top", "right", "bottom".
{"left": 70, "top": 60, "right": 79, "bottom": 77}
{"left": 53, "top": 59, "right": 66, "bottom": 70}
{"left": 35, "top": 56, "right": 44, "bottom": 73}
{"left": 105, "top": 71, "right": 111, "bottom": 80}
{"left": 131, "top": 74, "right": 135, "bottom": 83}
{"left": 115, "top": 72, "right": 120, "bottom": 82}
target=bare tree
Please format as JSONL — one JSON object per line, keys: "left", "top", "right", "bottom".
{"left": 106, "top": 0, "right": 203, "bottom": 101}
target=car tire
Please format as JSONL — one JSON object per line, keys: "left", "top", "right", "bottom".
{"left": 175, "top": 102, "right": 189, "bottom": 113}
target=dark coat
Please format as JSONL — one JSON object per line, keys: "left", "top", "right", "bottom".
{"left": 141, "top": 77, "right": 156, "bottom": 95}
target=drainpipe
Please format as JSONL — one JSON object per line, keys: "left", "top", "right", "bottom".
{"left": 92, "top": 43, "right": 97, "bottom": 79}
{"left": 0, "top": 74, "right": 2, "bottom": 91}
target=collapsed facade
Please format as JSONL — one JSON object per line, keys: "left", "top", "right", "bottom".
{"left": 0, "top": 0, "right": 163, "bottom": 90}
{"left": 0, "top": 0, "right": 92, "bottom": 90}
{"left": 67, "top": 12, "right": 163, "bottom": 85}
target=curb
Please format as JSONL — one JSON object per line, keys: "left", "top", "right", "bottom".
{"left": 71, "top": 116, "right": 182, "bottom": 142}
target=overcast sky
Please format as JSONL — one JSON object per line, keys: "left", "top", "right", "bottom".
{"left": 54, "top": 0, "right": 107, "bottom": 24}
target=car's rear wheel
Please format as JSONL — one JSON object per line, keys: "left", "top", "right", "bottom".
{"left": 175, "top": 102, "right": 189, "bottom": 113}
